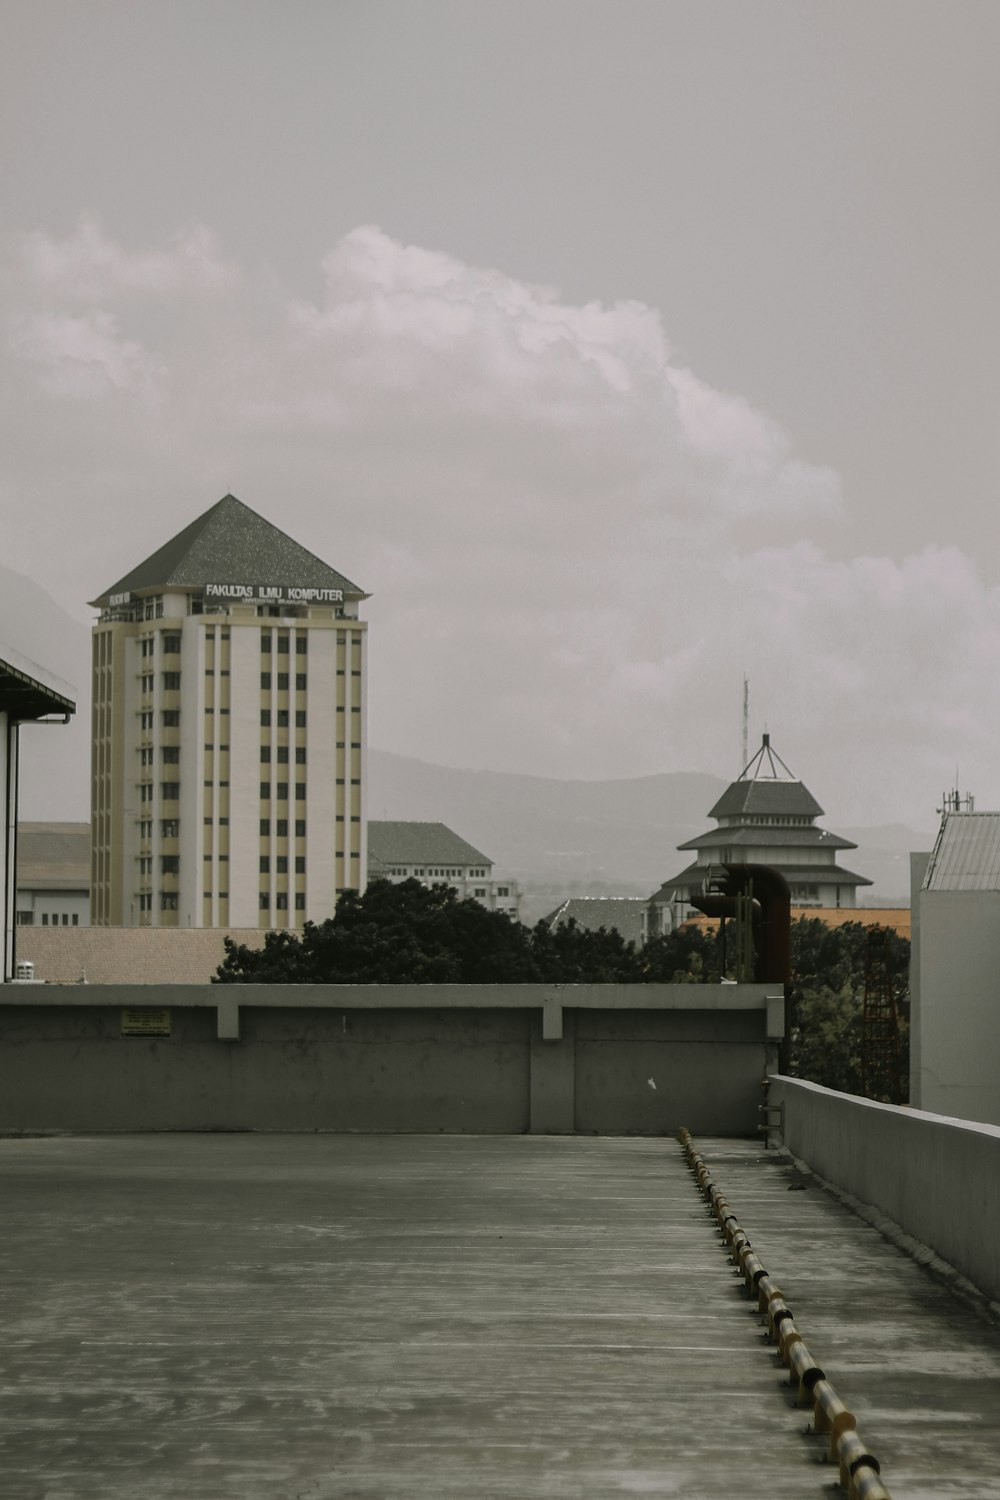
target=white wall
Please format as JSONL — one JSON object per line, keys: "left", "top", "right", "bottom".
{"left": 913, "top": 887, "right": 1000, "bottom": 1126}
{"left": 771, "top": 1076, "right": 1000, "bottom": 1306}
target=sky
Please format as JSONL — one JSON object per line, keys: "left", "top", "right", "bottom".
{"left": 2, "top": 0, "right": 998, "bottom": 830}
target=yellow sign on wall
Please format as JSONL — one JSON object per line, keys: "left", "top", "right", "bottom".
{"left": 121, "top": 1008, "right": 171, "bottom": 1038}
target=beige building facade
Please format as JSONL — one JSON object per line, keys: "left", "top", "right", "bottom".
{"left": 90, "top": 495, "right": 368, "bottom": 929}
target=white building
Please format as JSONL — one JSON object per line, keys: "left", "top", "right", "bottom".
{"left": 910, "top": 810, "right": 1000, "bottom": 1127}
{"left": 368, "top": 821, "right": 520, "bottom": 918}
{"left": 647, "top": 734, "right": 872, "bottom": 936}
{"left": 1, "top": 646, "right": 76, "bottom": 980}
{"left": 90, "top": 494, "right": 368, "bottom": 929}
{"left": 15, "top": 822, "right": 90, "bottom": 930}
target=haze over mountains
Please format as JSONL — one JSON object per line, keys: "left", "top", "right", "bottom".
{"left": 3, "top": 561, "right": 935, "bottom": 921}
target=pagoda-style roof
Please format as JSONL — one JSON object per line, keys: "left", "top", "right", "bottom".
{"left": 652, "top": 859, "right": 872, "bottom": 901}
{"left": 678, "top": 825, "right": 857, "bottom": 853}
{"left": 708, "top": 733, "right": 823, "bottom": 820}
{"left": 90, "top": 494, "right": 366, "bottom": 608}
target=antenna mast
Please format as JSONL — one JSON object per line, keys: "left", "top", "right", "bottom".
{"left": 741, "top": 676, "right": 749, "bottom": 773}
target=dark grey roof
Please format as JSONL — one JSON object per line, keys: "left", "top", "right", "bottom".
{"left": 709, "top": 778, "right": 824, "bottom": 820}
{"left": 923, "top": 812, "right": 1000, "bottom": 891}
{"left": 16, "top": 821, "right": 89, "bottom": 889}
{"left": 678, "top": 826, "right": 857, "bottom": 853}
{"left": 651, "top": 860, "right": 872, "bottom": 900}
{"left": 368, "top": 821, "right": 492, "bottom": 869}
{"left": 91, "top": 494, "right": 366, "bottom": 606}
{"left": 544, "top": 897, "right": 647, "bottom": 945}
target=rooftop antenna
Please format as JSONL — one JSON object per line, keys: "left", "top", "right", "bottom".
{"left": 741, "top": 676, "right": 748, "bottom": 775}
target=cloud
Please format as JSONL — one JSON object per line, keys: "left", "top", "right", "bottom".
{"left": 1, "top": 220, "right": 995, "bottom": 828}
{"left": 19, "top": 216, "right": 238, "bottom": 301}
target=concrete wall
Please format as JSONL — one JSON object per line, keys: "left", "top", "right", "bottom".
{"left": 0, "top": 981, "right": 782, "bottom": 1136}
{"left": 910, "top": 885, "right": 1000, "bottom": 1126}
{"left": 771, "top": 1075, "right": 1000, "bottom": 1305}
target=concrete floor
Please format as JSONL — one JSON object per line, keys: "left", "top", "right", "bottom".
{"left": 0, "top": 1134, "right": 998, "bottom": 1500}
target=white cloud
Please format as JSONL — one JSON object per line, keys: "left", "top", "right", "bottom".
{"left": 1, "top": 220, "right": 997, "bottom": 827}
{"left": 19, "top": 216, "right": 238, "bottom": 301}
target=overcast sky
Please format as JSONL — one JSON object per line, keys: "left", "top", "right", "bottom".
{"left": 2, "top": 1, "right": 998, "bottom": 829}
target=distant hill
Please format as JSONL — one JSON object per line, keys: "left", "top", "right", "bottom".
{"left": 368, "top": 749, "right": 934, "bottom": 923}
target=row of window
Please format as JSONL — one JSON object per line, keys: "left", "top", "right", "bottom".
{"left": 261, "top": 746, "right": 307, "bottom": 763}
{"left": 140, "top": 783, "right": 181, "bottom": 801}
{"left": 140, "top": 710, "right": 180, "bottom": 729}
{"left": 262, "top": 709, "right": 307, "bottom": 727}
{"left": 260, "top": 782, "right": 307, "bottom": 800}
{"left": 260, "top": 856, "right": 306, "bottom": 873}
{"left": 138, "top": 819, "right": 179, "bottom": 838}
{"left": 139, "top": 635, "right": 181, "bottom": 656}
{"left": 260, "top": 892, "right": 306, "bottom": 910}
{"left": 260, "top": 818, "right": 308, "bottom": 836}
{"left": 260, "top": 673, "right": 308, "bottom": 690}
{"left": 260, "top": 636, "right": 307, "bottom": 654}
{"left": 15, "top": 911, "right": 80, "bottom": 926}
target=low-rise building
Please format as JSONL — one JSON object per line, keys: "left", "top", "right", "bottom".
{"left": 15, "top": 822, "right": 90, "bottom": 930}
{"left": 367, "top": 821, "right": 519, "bottom": 918}
{"left": 542, "top": 896, "right": 647, "bottom": 947}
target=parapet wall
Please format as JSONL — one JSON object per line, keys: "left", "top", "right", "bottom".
{"left": 0, "top": 981, "right": 783, "bottom": 1136}
{"left": 770, "top": 1075, "right": 1000, "bottom": 1306}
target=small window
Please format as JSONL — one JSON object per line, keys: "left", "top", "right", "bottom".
{"left": 295, "top": 747, "right": 306, "bottom": 764}
{"left": 295, "top": 820, "right": 306, "bottom": 837}
{"left": 260, "top": 634, "right": 272, "bottom": 653}
{"left": 162, "top": 746, "right": 180, "bottom": 764}
{"left": 260, "top": 746, "right": 271, "bottom": 763}
{"left": 260, "top": 672, "right": 272, "bottom": 690}
{"left": 276, "top": 819, "right": 288, "bottom": 838}
{"left": 161, "top": 892, "right": 178, "bottom": 910}
{"left": 295, "top": 710, "right": 307, "bottom": 727}
{"left": 277, "top": 745, "right": 289, "bottom": 764}
{"left": 72, "top": 914, "right": 79, "bottom": 926}
{"left": 260, "top": 819, "right": 270, "bottom": 836}
{"left": 260, "top": 782, "right": 271, "bottom": 800}
{"left": 260, "top": 710, "right": 271, "bottom": 726}
{"left": 161, "top": 782, "right": 180, "bottom": 799}
{"left": 295, "top": 783, "right": 306, "bottom": 800}
{"left": 295, "top": 673, "right": 307, "bottom": 690}
{"left": 258, "top": 892, "right": 270, "bottom": 910}
{"left": 163, "top": 672, "right": 181, "bottom": 690}
{"left": 276, "top": 856, "right": 288, "bottom": 874}
{"left": 161, "top": 855, "right": 180, "bottom": 874}
{"left": 275, "top": 892, "right": 288, "bottom": 910}
{"left": 277, "top": 637, "right": 290, "bottom": 654}
{"left": 161, "top": 634, "right": 181, "bottom": 653}
{"left": 277, "top": 709, "right": 289, "bottom": 728}
{"left": 277, "top": 673, "right": 289, "bottom": 690}
{"left": 295, "top": 892, "right": 306, "bottom": 910}
{"left": 276, "top": 782, "right": 289, "bottom": 801}
{"left": 162, "top": 709, "right": 180, "bottom": 727}
{"left": 260, "top": 856, "right": 270, "bottom": 874}
{"left": 295, "top": 856, "right": 305, "bottom": 874}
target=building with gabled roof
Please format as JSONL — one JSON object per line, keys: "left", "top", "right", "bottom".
{"left": 542, "top": 896, "right": 647, "bottom": 947}
{"left": 15, "top": 821, "right": 90, "bottom": 930}
{"left": 368, "top": 820, "right": 519, "bottom": 917}
{"left": 90, "top": 494, "right": 368, "bottom": 929}
{"left": 647, "top": 733, "right": 871, "bottom": 934}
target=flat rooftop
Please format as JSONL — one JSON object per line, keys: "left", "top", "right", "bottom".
{"left": 1, "top": 1134, "right": 998, "bottom": 1498}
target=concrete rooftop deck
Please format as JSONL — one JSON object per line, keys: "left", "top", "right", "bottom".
{"left": 1, "top": 1134, "right": 998, "bottom": 1500}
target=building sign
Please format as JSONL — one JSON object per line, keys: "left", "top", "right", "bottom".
{"left": 205, "top": 583, "right": 344, "bottom": 604}
{"left": 121, "top": 1008, "right": 172, "bottom": 1037}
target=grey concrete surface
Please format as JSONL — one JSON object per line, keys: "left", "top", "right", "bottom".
{"left": 1, "top": 1134, "right": 998, "bottom": 1499}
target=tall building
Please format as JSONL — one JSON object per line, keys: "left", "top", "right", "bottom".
{"left": 647, "top": 733, "right": 872, "bottom": 933}
{"left": 90, "top": 494, "right": 368, "bottom": 928}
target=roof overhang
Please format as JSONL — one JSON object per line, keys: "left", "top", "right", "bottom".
{"left": 0, "top": 646, "right": 76, "bottom": 722}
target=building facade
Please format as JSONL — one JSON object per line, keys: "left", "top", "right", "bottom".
{"left": 2, "top": 646, "right": 76, "bottom": 979}
{"left": 368, "top": 821, "right": 520, "bottom": 918}
{"left": 647, "top": 734, "right": 871, "bottom": 935}
{"left": 90, "top": 494, "right": 368, "bottom": 928}
{"left": 15, "top": 822, "right": 90, "bottom": 929}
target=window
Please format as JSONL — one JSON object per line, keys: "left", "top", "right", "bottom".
{"left": 295, "top": 673, "right": 307, "bottom": 690}
{"left": 161, "top": 634, "right": 181, "bottom": 653}
{"left": 260, "top": 710, "right": 271, "bottom": 726}
{"left": 260, "top": 634, "right": 272, "bottom": 653}
{"left": 258, "top": 892, "right": 270, "bottom": 910}
{"left": 275, "top": 892, "right": 288, "bottom": 910}
{"left": 260, "top": 746, "right": 271, "bottom": 763}
{"left": 295, "top": 892, "right": 305, "bottom": 910}
{"left": 41, "top": 913, "right": 49, "bottom": 926}
{"left": 276, "top": 819, "right": 288, "bottom": 838}
{"left": 260, "top": 819, "right": 270, "bottom": 835}
{"left": 141, "top": 673, "right": 154, "bottom": 692}
{"left": 277, "top": 637, "right": 290, "bottom": 654}
{"left": 475, "top": 889, "right": 486, "bottom": 898}
{"left": 162, "top": 746, "right": 180, "bottom": 764}
{"left": 72, "top": 914, "right": 79, "bottom": 927}
{"left": 163, "top": 709, "right": 180, "bottom": 727}
{"left": 260, "top": 782, "right": 271, "bottom": 800}
{"left": 139, "top": 893, "right": 152, "bottom": 912}
{"left": 163, "top": 672, "right": 181, "bottom": 690}
{"left": 161, "top": 782, "right": 179, "bottom": 799}
{"left": 277, "top": 709, "right": 289, "bottom": 728}
{"left": 260, "top": 672, "right": 272, "bottom": 690}
{"left": 296, "top": 638, "right": 307, "bottom": 655}
{"left": 295, "top": 747, "right": 306, "bottom": 764}
{"left": 161, "top": 855, "right": 179, "bottom": 874}
{"left": 276, "top": 745, "right": 289, "bottom": 764}
{"left": 161, "top": 892, "right": 178, "bottom": 910}
{"left": 276, "top": 856, "right": 288, "bottom": 874}
{"left": 497, "top": 887, "right": 510, "bottom": 897}
{"left": 276, "top": 782, "right": 289, "bottom": 800}
{"left": 16, "top": 911, "right": 33, "bottom": 926}
{"left": 260, "top": 856, "right": 270, "bottom": 873}
{"left": 277, "top": 673, "right": 289, "bottom": 691}
{"left": 295, "top": 710, "right": 307, "bottom": 727}
{"left": 295, "top": 856, "right": 305, "bottom": 874}
{"left": 295, "top": 820, "right": 306, "bottom": 837}
{"left": 295, "top": 783, "right": 306, "bottom": 800}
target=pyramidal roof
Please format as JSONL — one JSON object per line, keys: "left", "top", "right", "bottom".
{"left": 708, "top": 733, "right": 824, "bottom": 820}
{"left": 91, "top": 494, "right": 366, "bottom": 607}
